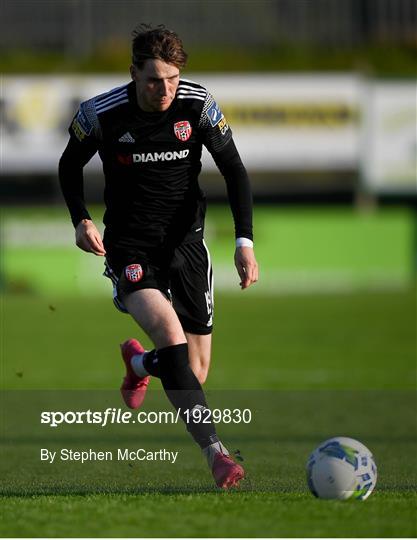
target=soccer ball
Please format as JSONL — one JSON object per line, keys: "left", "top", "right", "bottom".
{"left": 306, "top": 436, "right": 377, "bottom": 500}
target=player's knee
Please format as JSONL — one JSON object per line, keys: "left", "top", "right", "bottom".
{"left": 189, "top": 351, "right": 210, "bottom": 384}
{"left": 145, "top": 321, "right": 186, "bottom": 349}
{"left": 154, "top": 331, "right": 186, "bottom": 349}
{"left": 196, "top": 369, "right": 208, "bottom": 385}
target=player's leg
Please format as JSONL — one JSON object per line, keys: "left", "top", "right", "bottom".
{"left": 104, "top": 255, "right": 185, "bottom": 408}
{"left": 123, "top": 288, "right": 186, "bottom": 348}
{"left": 168, "top": 241, "right": 244, "bottom": 487}
{"left": 106, "top": 251, "right": 244, "bottom": 487}
{"left": 118, "top": 287, "right": 185, "bottom": 408}
{"left": 186, "top": 332, "right": 212, "bottom": 384}
{"left": 169, "top": 239, "right": 214, "bottom": 378}
{"left": 183, "top": 335, "right": 246, "bottom": 488}
{"left": 122, "top": 287, "right": 243, "bottom": 487}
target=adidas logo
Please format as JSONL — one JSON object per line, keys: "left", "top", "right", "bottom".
{"left": 118, "top": 132, "right": 135, "bottom": 143}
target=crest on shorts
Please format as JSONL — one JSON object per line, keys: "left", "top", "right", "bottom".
{"left": 174, "top": 120, "right": 192, "bottom": 141}
{"left": 125, "top": 264, "right": 144, "bottom": 283}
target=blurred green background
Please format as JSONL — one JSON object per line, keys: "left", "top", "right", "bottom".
{"left": 1, "top": 0, "right": 416, "bottom": 388}
{"left": 1, "top": 0, "right": 415, "bottom": 399}
{"left": 1, "top": 205, "right": 415, "bottom": 297}
{"left": 1, "top": 0, "right": 416, "bottom": 75}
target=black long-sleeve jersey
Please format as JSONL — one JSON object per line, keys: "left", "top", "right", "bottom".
{"left": 59, "top": 79, "right": 253, "bottom": 250}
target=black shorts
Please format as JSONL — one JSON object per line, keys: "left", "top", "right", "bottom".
{"left": 103, "top": 240, "right": 214, "bottom": 335}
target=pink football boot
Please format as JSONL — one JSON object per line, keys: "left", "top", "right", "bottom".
{"left": 212, "top": 453, "right": 245, "bottom": 489}
{"left": 120, "top": 339, "right": 150, "bottom": 409}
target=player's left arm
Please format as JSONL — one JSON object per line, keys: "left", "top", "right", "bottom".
{"left": 199, "top": 93, "right": 259, "bottom": 289}
{"left": 234, "top": 244, "right": 259, "bottom": 290}
{"left": 212, "top": 139, "right": 259, "bottom": 289}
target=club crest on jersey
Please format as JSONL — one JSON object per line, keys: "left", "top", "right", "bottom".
{"left": 125, "top": 264, "right": 144, "bottom": 283}
{"left": 174, "top": 120, "right": 192, "bottom": 141}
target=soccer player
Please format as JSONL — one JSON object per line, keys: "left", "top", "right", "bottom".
{"left": 59, "top": 24, "right": 258, "bottom": 489}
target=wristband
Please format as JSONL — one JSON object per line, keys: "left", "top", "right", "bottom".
{"left": 236, "top": 237, "right": 254, "bottom": 248}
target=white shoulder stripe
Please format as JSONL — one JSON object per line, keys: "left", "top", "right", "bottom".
{"left": 176, "top": 92, "right": 207, "bottom": 100}
{"left": 95, "top": 84, "right": 128, "bottom": 102}
{"left": 177, "top": 86, "right": 207, "bottom": 96}
{"left": 178, "top": 83, "right": 206, "bottom": 92}
{"left": 177, "top": 95, "right": 206, "bottom": 102}
{"left": 180, "top": 78, "right": 206, "bottom": 89}
{"left": 96, "top": 90, "right": 128, "bottom": 109}
{"left": 96, "top": 98, "right": 129, "bottom": 114}
{"left": 96, "top": 94, "right": 128, "bottom": 112}
{"left": 96, "top": 92, "right": 128, "bottom": 109}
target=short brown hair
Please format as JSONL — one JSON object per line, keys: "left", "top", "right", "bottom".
{"left": 132, "top": 24, "right": 188, "bottom": 69}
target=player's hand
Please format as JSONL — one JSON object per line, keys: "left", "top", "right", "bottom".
{"left": 75, "top": 219, "right": 106, "bottom": 256}
{"left": 234, "top": 246, "right": 259, "bottom": 290}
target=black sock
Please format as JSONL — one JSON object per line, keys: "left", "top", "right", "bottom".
{"left": 157, "top": 343, "right": 219, "bottom": 449}
{"left": 143, "top": 349, "right": 160, "bottom": 377}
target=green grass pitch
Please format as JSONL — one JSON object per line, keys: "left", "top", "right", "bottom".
{"left": 1, "top": 291, "right": 416, "bottom": 537}
{"left": 1, "top": 206, "right": 416, "bottom": 537}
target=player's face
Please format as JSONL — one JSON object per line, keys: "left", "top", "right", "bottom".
{"left": 131, "top": 59, "right": 180, "bottom": 112}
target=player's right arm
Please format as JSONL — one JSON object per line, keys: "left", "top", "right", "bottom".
{"left": 58, "top": 103, "right": 106, "bottom": 256}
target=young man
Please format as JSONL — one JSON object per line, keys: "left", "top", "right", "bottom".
{"left": 59, "top": 24, "right": 258, "bottom": 489}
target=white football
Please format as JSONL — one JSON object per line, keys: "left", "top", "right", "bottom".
{"left": 306, "top": 436, "right": 377, "bottom": 500}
